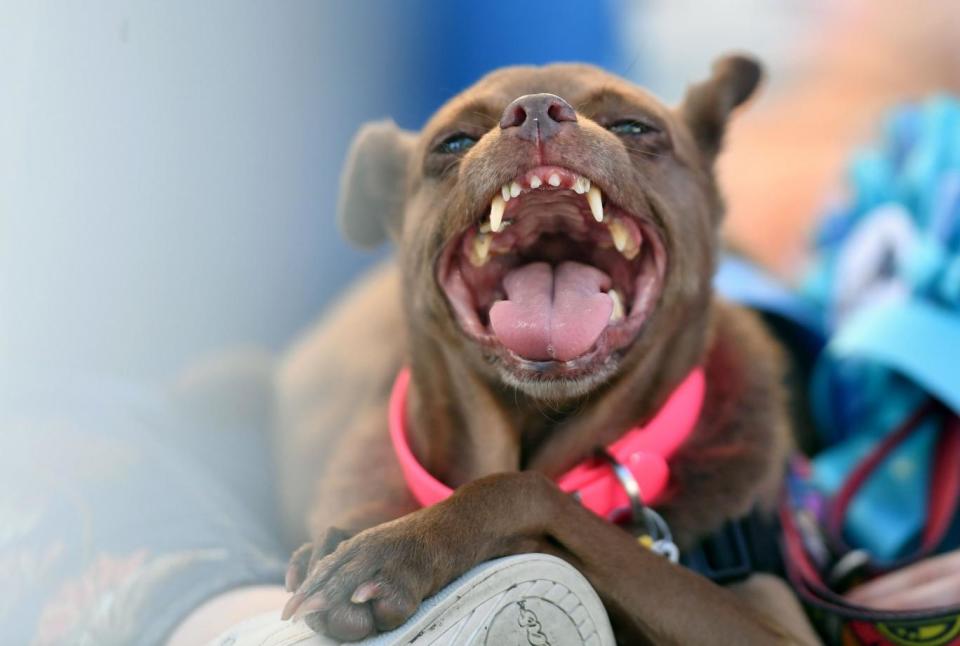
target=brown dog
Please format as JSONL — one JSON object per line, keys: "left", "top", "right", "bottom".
{"left": 273, "top": 55, "right": 808, "bottom": 644}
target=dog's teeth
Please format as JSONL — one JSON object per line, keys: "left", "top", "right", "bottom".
{"left": 573, "top": 176, "right": 589, "bottom": 194}
{"left": 469, "top": 233, "right": 492, "bottom": 266}
{"left": 608, "top": 218, "right": 641, "bottom": 260}
{"left": 548, "top": 173, "right": 561, "bottom": 187}
{"left": 609, "top": 289, "right": 625, "bottom": 322}
{"left": 489, "top": 194, "right": 506, "bottom": 232}
{"left": 529, "top": 176, "right": 542, "bottom": 189}
{"left": 510, "top": 181, "right": 521, "bottom": 198}
{"left": 587, "top": 185, "right": 604, "bottom": 222}
{"left": 501, "top": 184, "right": 511, "bottom": 202}
{"left": 609, "top": 218, "right": 628, "bottom": 252}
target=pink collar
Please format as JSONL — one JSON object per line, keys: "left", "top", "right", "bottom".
{"left": 389, "top": 367, "right": 706, "bottom": 520}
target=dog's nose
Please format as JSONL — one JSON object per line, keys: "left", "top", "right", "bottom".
{"left": 499, "top": 93, "right": 577, "bottom": 141}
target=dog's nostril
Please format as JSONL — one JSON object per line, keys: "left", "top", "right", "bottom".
{"left": 547, "top": 101, "right": 576, "bottom": 124}
{"left": 500, "top": 105, "right": 527, "bottom": 129}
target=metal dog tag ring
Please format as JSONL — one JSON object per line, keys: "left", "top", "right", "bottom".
{"left": 640, "top": 507, "right": 675, "bottom": 544}
{"left": 594, "top": 447, "right": 649, "bottom": 533}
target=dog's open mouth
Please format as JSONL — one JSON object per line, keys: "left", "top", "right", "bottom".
{"left": 439, "top": 165, "right": 666, "bottom": 368}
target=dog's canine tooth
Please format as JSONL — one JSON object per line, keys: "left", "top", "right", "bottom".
{"left": 501, "top": 184, "right": 511, "bottom": 202}
{"left": 609, "top": 217, "right": 641, "bottom": 260}
{"left": 609, "top": 289, "right": 625, "bottom": 321}
{"left": 489, "top": 195, "right": 506, "bottom": 232}
{"left": 510, "top": 181, "right": 521, "bottom": 198}
{"left": 587, "top": 185, "right": 604, "bottom": 222}
{"left": 469, "top": 233, "right": 492, "bottom": 266}
{"left": 529, "top": 176, "right": 542, "bottom": 189}
{"left": 609, "top": 218, "right": 628, "bottom": 253}
{"left": 548, "top": 173, "right": 561, "bottom": 187}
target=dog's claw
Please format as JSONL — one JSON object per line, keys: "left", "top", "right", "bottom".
{"left": 351, "top": 580, "right": 383, "bottom": 604}
{"left": 292, "top": 592, "right": 332, "bottom": 620}
{"left": 281, "top": 592, "right": 306, "bottom": 620}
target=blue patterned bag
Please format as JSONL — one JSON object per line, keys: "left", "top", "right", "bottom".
{"left": 717, "top": 96, "right": 960, "bottom": 645}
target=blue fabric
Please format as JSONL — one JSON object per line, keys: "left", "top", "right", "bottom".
{"left": 720, "top": 96, "right": 960, "bottom": 563}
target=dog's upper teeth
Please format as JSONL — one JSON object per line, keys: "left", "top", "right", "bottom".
{"left": 529, "top": 176, "right": 542, "bottom": 189}
{"left": 548, "top": 173, "right": 561, "bottom": 187}
{"left": 489, "top": 194, "right": 506, "bottom": 232}
{"left": 501, "top": 184, "right": 511, "bottom": 202}
{"left": 469, "top": 233, "right": 492, "bottom": 266}
{"left": 609, "top": 288, "right": 625, "bottom": 322}
{"left": 587, "top": 185, "right": 604, "bottom": 222}
{"left": 510, "top": 181, "right": 521, "bottom": 198}
{"left": 573, "top": 176, "right": 591, "bottom": 194}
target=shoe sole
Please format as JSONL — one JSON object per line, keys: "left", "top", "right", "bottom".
{"left": 211, "top": 553, "right": 616, "bottom": 646}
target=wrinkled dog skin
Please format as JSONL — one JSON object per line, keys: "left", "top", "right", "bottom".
{"left": 273, "top": 57, "right": 802, "bottom": 643}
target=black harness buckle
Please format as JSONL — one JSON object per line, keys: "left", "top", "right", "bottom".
{"left": 681, "top": 518, "right": 753, "bottom": 584}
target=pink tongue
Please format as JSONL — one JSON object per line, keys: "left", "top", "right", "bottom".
{"left": 489, "top": 261, "right": 613, "bottom": 361}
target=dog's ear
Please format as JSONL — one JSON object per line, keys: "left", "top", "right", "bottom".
{"left": 338, "top": 120, "right": 416, "bottom": 248}
{"left": 681, "top": 54, "right": 763, "bottom": 160}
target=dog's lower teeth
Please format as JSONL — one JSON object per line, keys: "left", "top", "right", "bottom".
{"left": 470, "top": 233, "right": 492, "bottom": 266}
{"left": 607, "top": 217, "right": 640, "bottom": 260}
{"left": 609, "top": 218, "right": 628, "bottom": 252}
{"left": 609, "top": 289, "right": 625, "bottom": 322}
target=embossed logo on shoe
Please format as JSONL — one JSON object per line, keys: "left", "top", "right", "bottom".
{"left": 485, "top": 594, "right": 590, "bottom": 646}
{"left": 517, "top": 600, "right": 550, "bottom": 646}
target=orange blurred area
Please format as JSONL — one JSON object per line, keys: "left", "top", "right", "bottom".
{"left": 717, "top": 0, "right": 960, "bottom": 277}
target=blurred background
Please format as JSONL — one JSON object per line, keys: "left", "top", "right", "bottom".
{"left": 2, "top": 0, "right": 959, "bottom": 383}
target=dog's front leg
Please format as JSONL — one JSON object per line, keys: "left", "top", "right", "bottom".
{"left": 282, "top": 472, "right": 789, "bottom": 644}
{"left": 516, "top": 476, "right": 796, "bottom": 645}
{"left": 280, "top": 472, "right": 563, "bottom": 640}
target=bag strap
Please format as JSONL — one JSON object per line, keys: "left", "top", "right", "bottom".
{"left": 825, "top": 402, "right": 960, "bottom": 573}
{"left": 780, "top": 502, "right": 960, "bottom": 623}
{"left": 926, "top": 413, "right": 960, "bottom": 548}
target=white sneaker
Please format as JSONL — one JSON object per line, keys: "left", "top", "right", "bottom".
{"left": 209, "top": 553, "right": 616, "bottom": 646}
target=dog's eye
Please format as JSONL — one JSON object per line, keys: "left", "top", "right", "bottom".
{"left": 434, "top": 133, "right": 477, "bottom": 155}
{"left": 607, "top": 119, "right": 657, "bottom": 136}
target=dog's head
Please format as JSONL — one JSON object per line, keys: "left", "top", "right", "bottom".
{"left": 339, "top": 56, "right": 762, "bottom": 400}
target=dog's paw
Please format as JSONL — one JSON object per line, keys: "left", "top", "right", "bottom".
{"left": 281, "top": 522, "right": 438, "bottom": 640}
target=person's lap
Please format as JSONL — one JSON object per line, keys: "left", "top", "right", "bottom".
{"left": 0, "top": 367, "right": 287, "bottom": 645}
{"left": 2, "top": 360, "right": 817, "bottom": 645}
